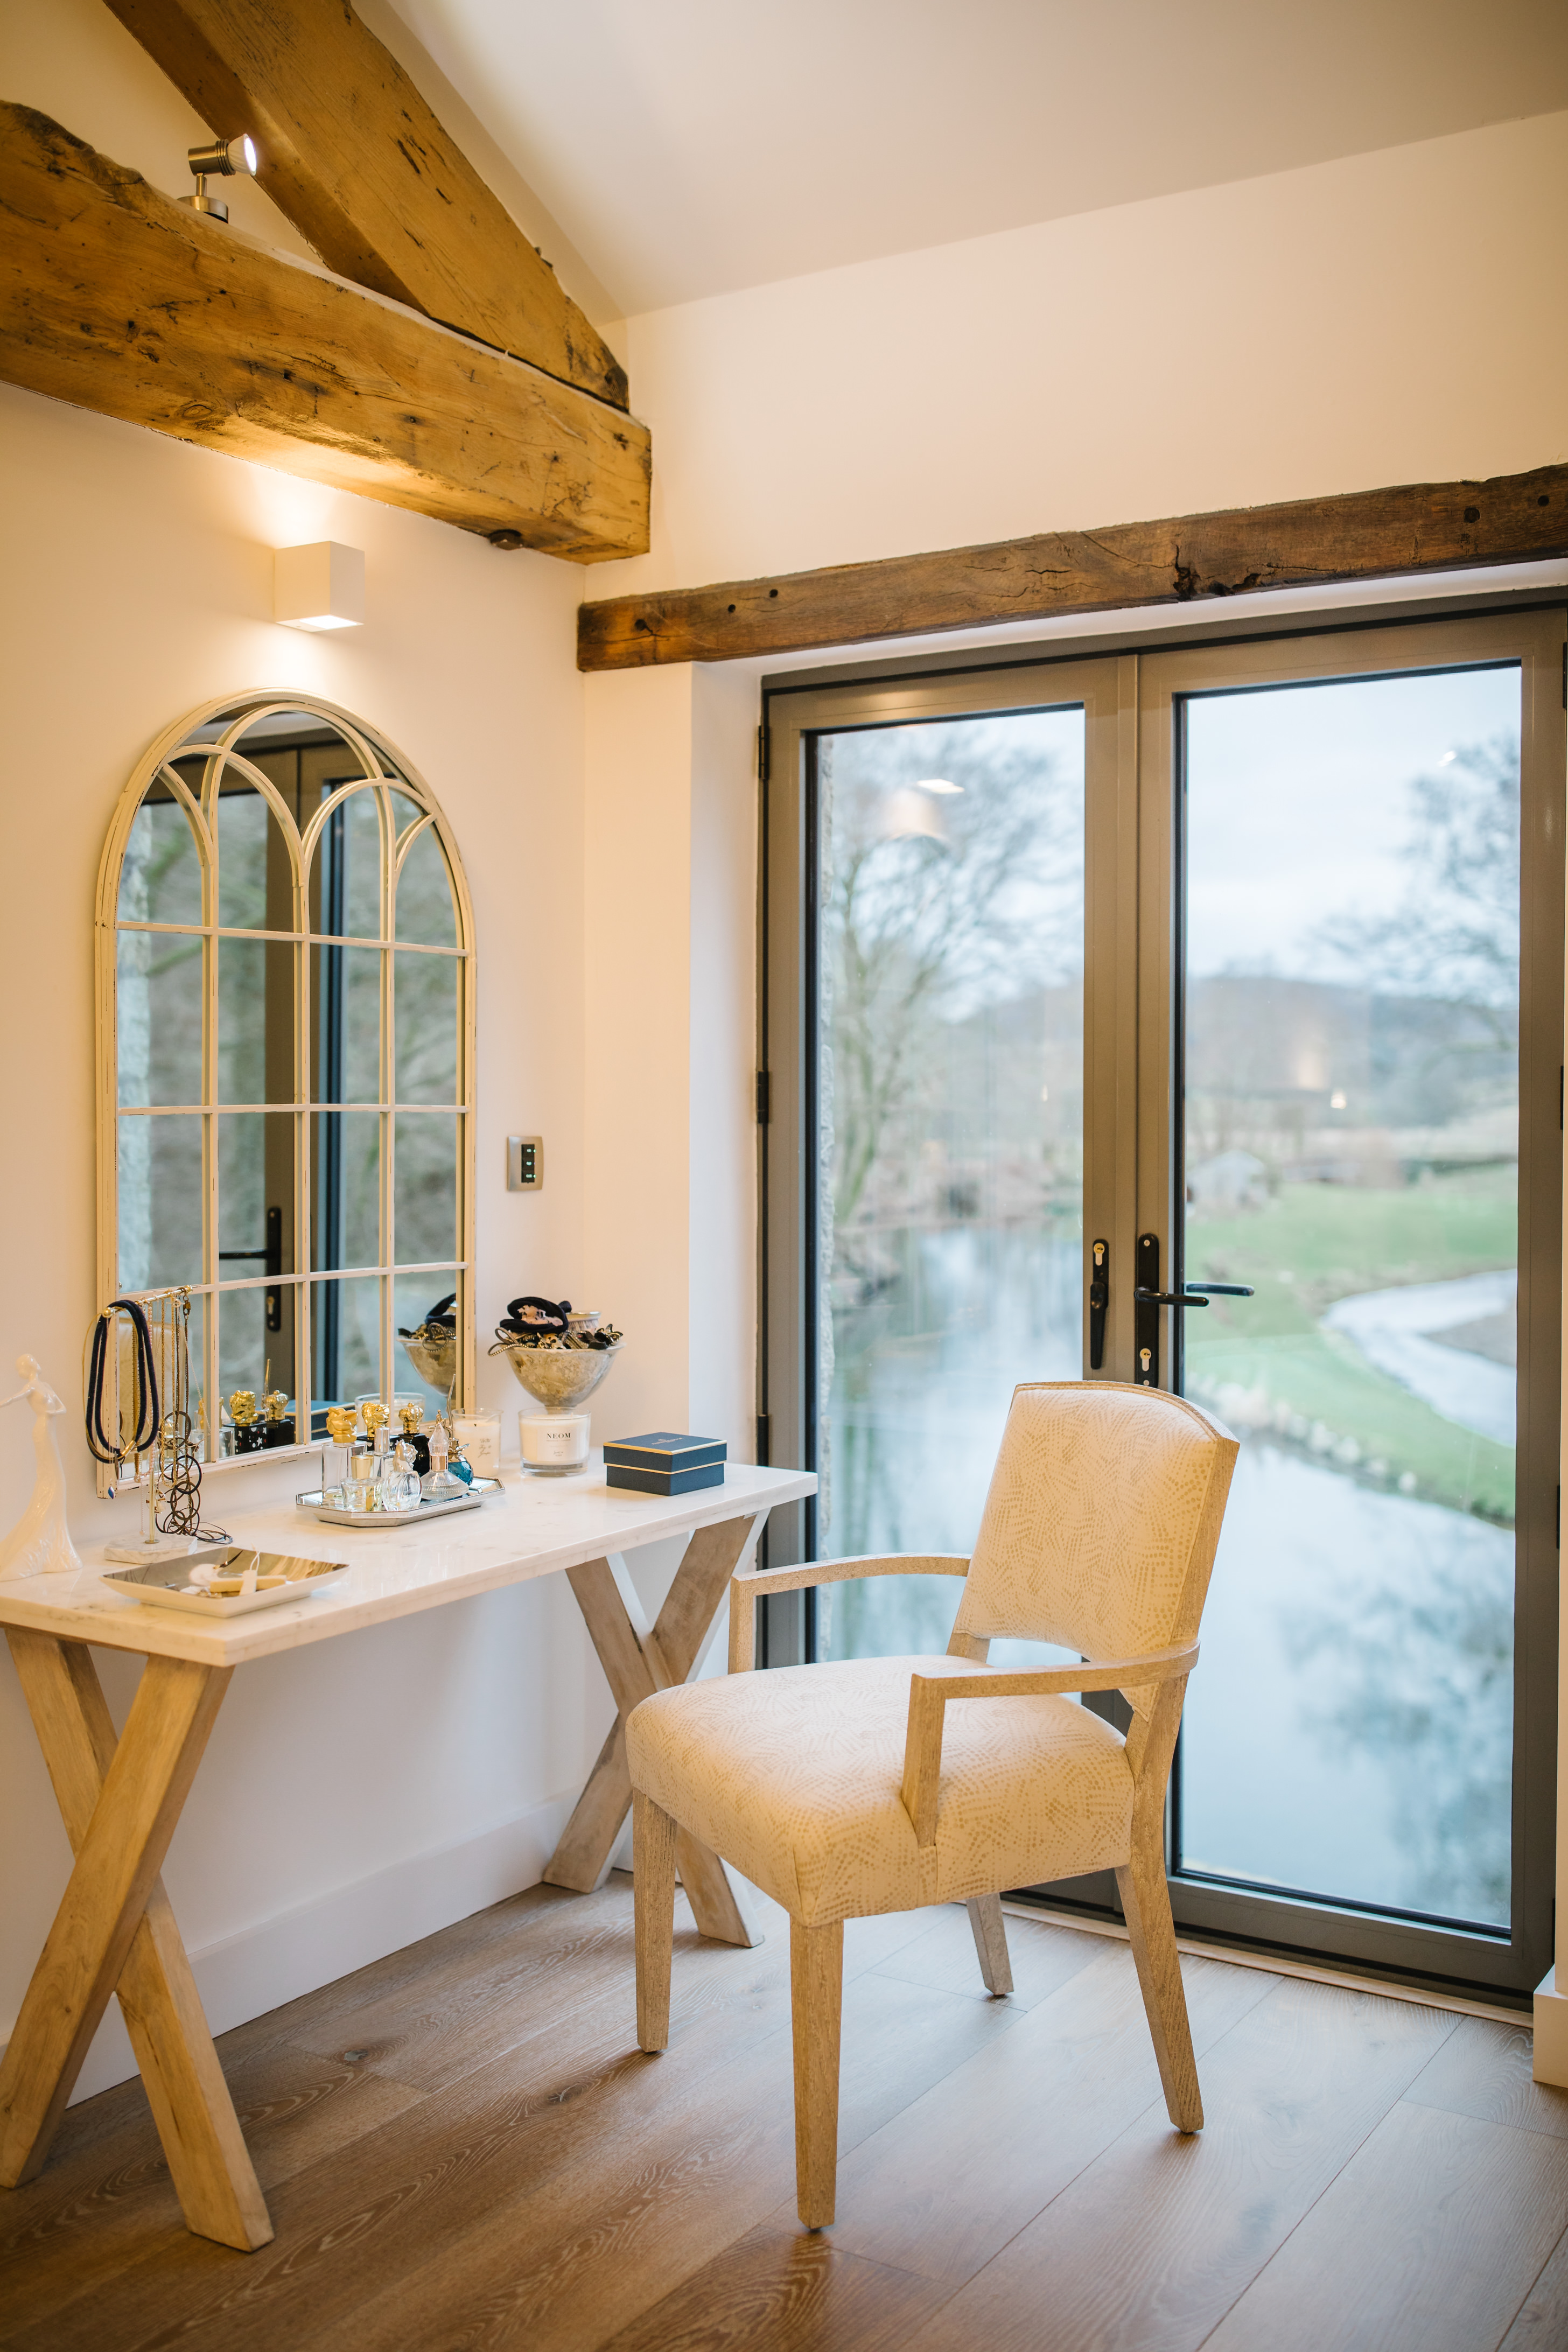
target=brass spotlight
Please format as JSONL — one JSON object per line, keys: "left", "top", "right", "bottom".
{"left": 181, "top": 134, "right": 258, "bottom": 223}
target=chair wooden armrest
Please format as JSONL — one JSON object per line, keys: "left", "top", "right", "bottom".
{"left": 900, "top": 1643, "right": 1201, "bottom": 1846}
{"left": 726, "top": 1556, "right": 970, "bottom": 1672}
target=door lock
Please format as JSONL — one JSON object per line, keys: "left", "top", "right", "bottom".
{"left": 1088, "top": 1238, "right": 1109, "bottom": 1370}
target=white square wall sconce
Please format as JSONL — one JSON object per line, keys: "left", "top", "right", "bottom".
{"left": 274, "top": 541, "right": 365, "bottom": 631}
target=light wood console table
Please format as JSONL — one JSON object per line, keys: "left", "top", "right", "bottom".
{"left": 0, "top": 1460, "right": 813, "bottom": 2252}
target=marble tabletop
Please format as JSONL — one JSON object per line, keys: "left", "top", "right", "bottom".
{"left": 0, "top": 1459, "right": 815, "bottom": 1668}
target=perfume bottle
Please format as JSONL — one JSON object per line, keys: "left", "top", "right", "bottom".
{"left": 421, "top": 1420, "right": 464, "bottom": 1498}
{"left": 262, "top": 1388, "right": 296, "bottom": 1448}
{"left": 335, "top": 1444, "right": 379, "bottom": 1512}
{"left": 381, "top": 1439, "right": 422, "bottom": 1513}
{"left": 323, "top": 1404, "right": 357, "bottom": 1493}
{"left": 229, "top": 1389, "right": 265, "bottom": 1454}
{"left": 396, "top": 1398, "right": 431, "bottom": 1476}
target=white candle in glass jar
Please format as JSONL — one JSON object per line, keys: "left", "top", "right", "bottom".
{"left": 518, "top": 1411, "right": 590, "bottom": 1473}
{"left": 451, "top": 1411, "right": 501, "bottom": 1476}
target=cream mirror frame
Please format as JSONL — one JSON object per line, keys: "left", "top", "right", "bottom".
{"left": 95, "top": 691, "right": 476, "bottom": 1491}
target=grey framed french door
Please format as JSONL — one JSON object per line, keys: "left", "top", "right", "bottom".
{"left": 760, "top": 603, "right": 1564, "bottom": 1997}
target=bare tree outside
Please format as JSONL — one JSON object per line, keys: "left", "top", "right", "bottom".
{"left": 814, "top": 710, "right": 1086, "bottom": 1639}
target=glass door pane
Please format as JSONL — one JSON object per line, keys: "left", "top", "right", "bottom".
{"left": 1177, "top": 663, "right": 1522, "bottom": 1929}
{"left": 811, "top": 708, "right": 1086, "bottom": 1660}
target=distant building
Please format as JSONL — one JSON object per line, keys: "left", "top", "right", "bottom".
{"left": 1187, "top": 1149, "right": 1269, "bottom": 1213}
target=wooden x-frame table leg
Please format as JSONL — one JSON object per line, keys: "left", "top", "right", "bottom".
{"left": 0, "top": 1629, "right": 272, "bottom": 2251}
{"left": 543, "top": 1512, "right": 764, "bottom": 1947}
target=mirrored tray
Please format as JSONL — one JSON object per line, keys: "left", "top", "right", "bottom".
{"left": 296, "top": 1476, "right": 502, "bottom": 1528}
{"left": 100, "top": 1543, "right": 349, "bottom": 1617}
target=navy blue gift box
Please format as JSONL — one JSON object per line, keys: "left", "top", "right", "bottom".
{"left": 603, "top": 1432, "right": 726, "bottom": 1496}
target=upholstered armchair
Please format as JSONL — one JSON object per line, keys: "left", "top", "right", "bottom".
{"left": 625, "top": 1380, "right": 1239, "bottom": 2230}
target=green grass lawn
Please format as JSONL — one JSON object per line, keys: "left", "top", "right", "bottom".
{"left": 1184, "top": 1171, "right": 1515, "bottom": 1523}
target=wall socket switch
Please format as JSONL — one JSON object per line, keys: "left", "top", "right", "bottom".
{"left": 507, "top": 1135, "right": 543, "bottom": 1190}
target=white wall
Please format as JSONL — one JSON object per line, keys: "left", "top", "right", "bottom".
{"left": 598, "top": 110, "right": 1568, "bottom": 598}
{"left": 0, "top": 2, "right": 765, "bottom": 2105}
{"left": 580, "top": 664, "right": 759, "bottom": 1461}
{"left": 0, "top": 379, "right": 626, "bottom": 2095}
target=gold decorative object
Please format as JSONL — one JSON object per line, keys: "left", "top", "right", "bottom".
{"left": 228, "top": 1390, "right": 257, "bottom": 1427}
{"left": 324, "top": 1405, "right": 356, "bottom": 1445}
{"left": 263, "top": 1390, "right": 289, "bottom": 1423}
{"left": 398, "top": 1399, "right": 424, "bottom": 1436}
{"left": 361, "top": 1399, "right": 390, "bottom": 1439}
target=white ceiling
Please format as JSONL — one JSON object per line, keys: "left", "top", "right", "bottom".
{"left": 382, "top": 0, "right": 1568, "bottom": 317}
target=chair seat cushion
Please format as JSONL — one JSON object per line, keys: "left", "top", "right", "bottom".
{"left": 626, "top": 1656, "right": 1135, "bottom": 1927}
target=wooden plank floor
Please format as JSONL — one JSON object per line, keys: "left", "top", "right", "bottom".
{"left": 3, "top": 1877, "right": 1567, "bottom": 2351}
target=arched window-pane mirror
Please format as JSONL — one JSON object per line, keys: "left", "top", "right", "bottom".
{"left": 97, "top": 693, "right": 475, "bottom": 1483}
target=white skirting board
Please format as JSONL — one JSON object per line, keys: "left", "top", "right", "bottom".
{"left": 0, "top": 1789, "right": 577, "bottom": 2107}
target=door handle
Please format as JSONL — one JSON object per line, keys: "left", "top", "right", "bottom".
{"left": 219, "top": 1205, "right": 284, "bottom": 1332}
{"left": 1133, "top": 1235, "right": 1254, "bottom": 1386}
{"left": 1088, "top": 1238, "right": 1109, "bottom": 1370}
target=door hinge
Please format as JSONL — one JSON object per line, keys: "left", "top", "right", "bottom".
{"left": 756, "top": 1069, "right": 771, "bottom": 1124}
{"left": 757, "top": 1411, "right": 771, "bottom": 1464}
{"left": 758, "top": 722, "right": 771, "bottom": 782}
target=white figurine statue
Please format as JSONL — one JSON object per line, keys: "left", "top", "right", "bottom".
{"left": 0, "top": 1355, "right": 82, "bottom": 1579}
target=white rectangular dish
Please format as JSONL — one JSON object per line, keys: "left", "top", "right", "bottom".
{"left": 296, "top": 1475, "right": 502, "bottom": 1528}
{"left": 100, "top": 1544, "right": 349, "bottom": 1617}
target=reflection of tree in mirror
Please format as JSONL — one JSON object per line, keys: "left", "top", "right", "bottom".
{"left": 1285, "top": 1520, "right": 1513, "bottom": 1924}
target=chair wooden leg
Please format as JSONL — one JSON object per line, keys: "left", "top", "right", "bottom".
{"left": 965, "top": 1894, "right": 1014, "bottom": 1997}
{"left": 633, "top": 1791, "right": 677, "bottom": 2053}
{"left": 790, "top": 1917, "right": 844, "bottom": 2230}
{"left": 1116, "top": 1833, "right": 1203, "bottom": 2133}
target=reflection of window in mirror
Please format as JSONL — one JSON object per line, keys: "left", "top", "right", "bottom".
{"left": 98, "top": 695, "right": 473, "bottom": 1485}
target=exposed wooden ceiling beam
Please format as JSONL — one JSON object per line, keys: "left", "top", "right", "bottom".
{"left": 0, "top": 107, "right": 649, "bottom": 562}
{"left": 577, "top": 466, "right": 1568, "bottom": 670}
{"left": 101, "top": 0, "right": 629, "bottom": 410}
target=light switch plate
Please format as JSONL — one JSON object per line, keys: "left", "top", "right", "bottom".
{"left": 508, "top": 1135, "right": 543, "bottom": 1190}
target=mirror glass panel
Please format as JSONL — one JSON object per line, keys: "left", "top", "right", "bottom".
{"left": 308, "top": 944, "right": 382, "bottom": 1102}
{"left": 116, "top": 930, "right": 202, "bottom": 1107}
{"left": 218, "top": 1280, "right": 301, "bottom": 1436}
{"left": 218, "top": 1112, "right": 296, "bottom": 1277}
{"left": 396, "top": 951, "right": 459, "bottom": 1103}
{"left": 312, "top": 1110, "right": 381, "bottom": 1271}
{"left": 394, "top": 1272, "right": 459, "bottom": 1413}
{"left": 394, "top": 802, "right": 458, "bottom": 949}
{"left": 217, "top": 938, "right": 295, "bottom": 1103}
{"left": 312, "top": 1275, "right": 381, "bottom": 1406}
{"left": 117, "top": 1114, "right": 202, "bottom": 1290}
{"left": 215, "top": 776, "right": 291, "bottom": 931}
{"left": 311, "top": 785, "right": 385, "bottom": 941}
{"left": 119, "top": 784, "right": 202, "bottom": 927}
{"left": 394, "top": 1112, "right": 459, "bottom": 1263}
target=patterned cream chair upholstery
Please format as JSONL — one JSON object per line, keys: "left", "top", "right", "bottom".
{"left": 625, "top": 1380, "right": 1239, "bottom": 2230}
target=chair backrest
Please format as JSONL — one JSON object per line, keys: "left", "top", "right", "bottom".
{"left": 951, "top": 1381, "right": 1238, "bottom": 1665}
